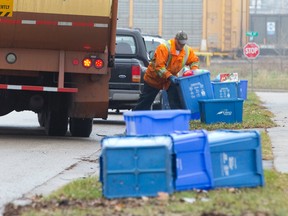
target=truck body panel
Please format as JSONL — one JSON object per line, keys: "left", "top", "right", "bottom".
{"left": 0, "top": 0, "right": 118, "bottom": 137}
{"left": 0, "top": 12, "right": 110, "bottom": 52}
{"left": 13, "top": 0, "right": 112, "bottom": 16}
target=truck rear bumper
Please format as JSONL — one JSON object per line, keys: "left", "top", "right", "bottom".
{"left": 0, "top": 84, "right": 78, "bottom": 93}
{"left": 109, "top": 89, "right": 140, "bottom": 101}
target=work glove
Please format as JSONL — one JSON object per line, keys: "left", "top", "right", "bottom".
{"left": 169, "top": 75, "right": 179, "bottom": 85}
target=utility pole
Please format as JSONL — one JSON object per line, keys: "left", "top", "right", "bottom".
{"left": 240, "top": 0, "right": 243, "bottom": 48}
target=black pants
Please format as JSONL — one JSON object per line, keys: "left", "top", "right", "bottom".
{"left": 133, "top": 81, "right": 182, "bottom": 111}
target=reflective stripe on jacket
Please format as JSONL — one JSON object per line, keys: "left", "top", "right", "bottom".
{"left": 144, "top": 38, "right": 200, "bottom": 90}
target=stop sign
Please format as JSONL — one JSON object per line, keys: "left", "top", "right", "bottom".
{"left": 243, "top": 42, "right": 260, "bottom": 59}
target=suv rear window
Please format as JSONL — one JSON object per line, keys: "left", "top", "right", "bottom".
{"left": 116, "top": 36, "right": 136, "bottom": 55}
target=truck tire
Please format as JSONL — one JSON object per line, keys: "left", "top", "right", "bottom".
{"left": 69, "top": 118, "right": 93, "bottom": 137}
{"left": 45, "top": 110, "right": 68, "bottom": 136}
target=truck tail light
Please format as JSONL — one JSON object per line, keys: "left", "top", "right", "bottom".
{"left": 94, "top": 58, "right": 104, "bottom": 69}
{"left": 82, "top": 58, "right": 92, "bottom": 68}
{"left": 72, "top": 58, "right": 79, "bottom": 65}
{"left": 132, "top": 65, "right": 141, "bottom": 82}
{"left": 81, "top": 57, "right": 104, "bottom": 69}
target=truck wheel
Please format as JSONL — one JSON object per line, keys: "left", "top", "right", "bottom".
{"left": 45, "top": 110, "right": 68, "bottom": 136}
{"left": 69, "top": 118, "right": 93, "bottom": 137}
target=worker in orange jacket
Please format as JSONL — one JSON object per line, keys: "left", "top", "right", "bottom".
{"left": 134, "top": 31, "right": 200, "bottom": 110}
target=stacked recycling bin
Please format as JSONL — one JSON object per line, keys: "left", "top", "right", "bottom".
{"left": 99, "top": 109, "right": 265, "bottom": 199}
{"left": 176, "top": 70, "right": 248, "bottom": 124}
{"left": 211, "top": 73, "right": 248, "bottom": 100}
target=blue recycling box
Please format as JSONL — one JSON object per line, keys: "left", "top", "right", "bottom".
{"left": 208, "top": 130, "right": 265, "bottom": 188}
{"left": 170, "top": 130, "right": 214, "bottom": 191}
{"left": 238, "top": 80, "right": 248, "bottom": 100}
{"left": 177, "top": 72, "right": 214, "bottom": 120}
{"left": 100, "top": 135, "right": 174, "bottom": 198}
{"left": 199, "top": 99, "right": 244, "bottom": 124}
{"left": 211, "top": 82, "right": 238, "bottom": 99}
{"left": 124, "top": 109, "right": 191, "bottom": 135}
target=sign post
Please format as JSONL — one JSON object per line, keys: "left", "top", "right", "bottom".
{"left": 246, "top": 31, "right": 258, "bottom": 41}
{"left": 243, "top": 42, "right": 260, "bottom": 92}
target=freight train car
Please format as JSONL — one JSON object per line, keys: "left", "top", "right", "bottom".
{"left": 204, "top": 0, "right": 250, "bottom": 57}
{"left": 117, "top": 0, "right": 250, "bottom": 58}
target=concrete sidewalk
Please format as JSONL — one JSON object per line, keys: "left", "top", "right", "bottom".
{"left": 256, "top": 92, "right": 288, "bottom": 173}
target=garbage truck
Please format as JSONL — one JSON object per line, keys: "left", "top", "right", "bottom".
{"left": 0, "top": 0, "right": 118, "bottom": 137}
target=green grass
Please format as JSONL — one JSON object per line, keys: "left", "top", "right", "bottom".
{"left": 47, "top": 176, "right": 102, "bottom": 201}
{"left": 6, "top": 91, "right": 284, "bottom": 216}
{"left": 169, "top": 170, "right": 288, "bottom": 216}
{"left": 19, "top": 170, "right": 288, "bottom": 216}
{"left": 261, "top": 131, "right": 273, "bottom": 160}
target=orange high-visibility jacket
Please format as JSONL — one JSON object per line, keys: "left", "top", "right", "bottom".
{"left": 144, "top": 38, "right": 200, "bottom": 90}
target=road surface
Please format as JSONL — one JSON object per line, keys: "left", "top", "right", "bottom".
{"left": 0, "top": 110, "right": 126, "bottom": 214}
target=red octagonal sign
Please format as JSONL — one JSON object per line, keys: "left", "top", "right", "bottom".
{"left": 243, "top": 42, "right": 260, "bottom": 59}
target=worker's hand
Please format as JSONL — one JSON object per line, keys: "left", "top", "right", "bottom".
{"left": 169, "top": 75, "right": 179, "bottom": 85}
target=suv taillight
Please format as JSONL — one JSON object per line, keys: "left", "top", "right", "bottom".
{"left": 132, "top": 65, "right": 141, "bottom": 82}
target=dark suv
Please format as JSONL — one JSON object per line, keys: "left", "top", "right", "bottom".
{"left": 109, "top": 28, "right": 149, "bottom": 111}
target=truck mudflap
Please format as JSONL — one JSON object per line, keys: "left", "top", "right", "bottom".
{"left": 0, "top": 84, "right": 78, "bottom": 93}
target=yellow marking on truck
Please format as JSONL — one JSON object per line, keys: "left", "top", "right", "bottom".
{"left": 13, "top": 0, "right": 112, "bottom": 17}
{"left": 0, "top": 5, "right": 9, "bottom": 9}
{"left": 0, "top": 0, "right": 14, "bottom": 17}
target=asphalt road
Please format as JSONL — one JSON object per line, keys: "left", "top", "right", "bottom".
{"left": 0, "top": 110, "right": 126, "bottom": 215}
